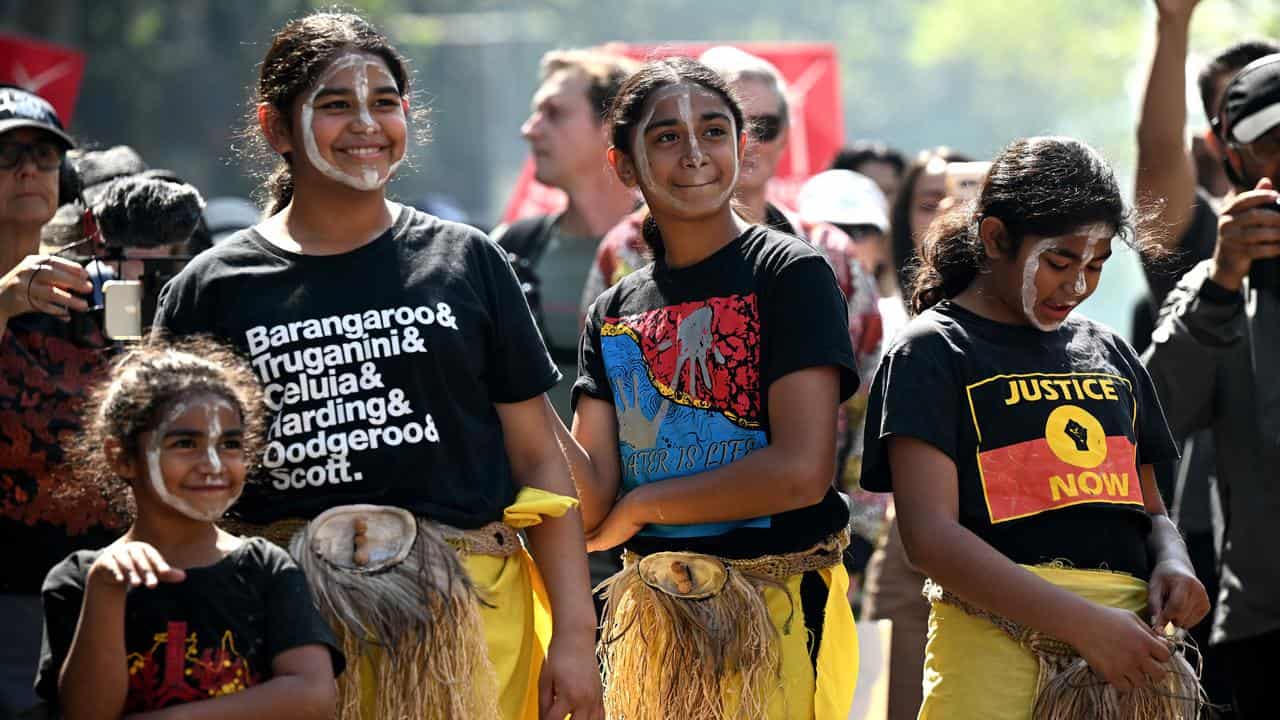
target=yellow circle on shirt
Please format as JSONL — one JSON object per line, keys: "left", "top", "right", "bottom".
{"left": 1045, "top": 405, "right": 1107, "bottom": 469}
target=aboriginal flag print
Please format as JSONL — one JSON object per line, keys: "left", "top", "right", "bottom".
{"left": 601, "top": 294, "right": 769, "bottom": 538}
{"left": 966, "top": 372, "right": 1145, "bottom": 524}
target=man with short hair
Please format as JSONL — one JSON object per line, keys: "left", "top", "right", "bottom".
{"left": 0, "top": 86, "right": 120, "bottom": 718}
{"left": 495, "top": 48, "right": 637, "bottom": 421}
{"left": 1144, "top": 53, "right": 1280, "bottom": 718}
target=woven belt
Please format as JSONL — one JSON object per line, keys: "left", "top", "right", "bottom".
{"left": 621, "top": 527, "right": 850, "bottom": 581}
{"left": 221, "top": 516, "right": 521, "bottom": 558}
{"left": 924, "top": 579, "right": 1082, "bottom": 658}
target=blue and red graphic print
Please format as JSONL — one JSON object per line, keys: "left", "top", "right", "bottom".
{"left": 601, "top": 295, "right": 770, "bottom": 538}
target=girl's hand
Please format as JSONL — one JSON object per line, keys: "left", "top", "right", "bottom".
{"left": 538, "top": 629, "right": 604, "bottom": 720}
{"left": 1148, "top": 559, "right": 1211, "bottom": 631}
{"left": 1068, "top": 605, "right": 1171, "bottom": 691}
{"left": 88, "top": 542, "right": 186, "bottom": 590}
{"left": 585, "top": 493, "right": 645, "bottom": 552}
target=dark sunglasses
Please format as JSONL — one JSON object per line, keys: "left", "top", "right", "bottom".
{"left": 748, "top": 114, "right": 784, "bottom": 143}
{"left": 0, "top": 140, "right": 64, "bottom": 171}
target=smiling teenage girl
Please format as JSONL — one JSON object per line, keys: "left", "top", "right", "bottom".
{"left": 568, "top": 57, "right": 859, "bottom": 720}
{"left": 36, "top": 340, "right": 342, "bottom": 719}
{"left": 153, "top": 12, "right": 600, "bottom": 720}
{"left": 861, "top": 136, "right": 1209, "bottom": 718}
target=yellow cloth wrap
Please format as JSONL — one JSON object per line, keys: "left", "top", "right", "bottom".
{"left": 918, "top": 564, "right": 1148, "bottom": 720}
{"left": 353, "top": 487, "right": 580, "bottom": 720}
{"left": 720, "top": 563, "right": 858, "bottom": 719}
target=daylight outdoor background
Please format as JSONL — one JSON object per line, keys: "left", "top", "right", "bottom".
{"left": 5, "top": 0, "right": 1280, "bottom": 333}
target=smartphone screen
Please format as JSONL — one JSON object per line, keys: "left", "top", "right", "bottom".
{"left": 103, "top": 280, "right": 144, "bottom": 340}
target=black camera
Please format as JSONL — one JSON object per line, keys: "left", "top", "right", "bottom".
{"left": 44, "top": 147, "right": 206, "bottom": 345}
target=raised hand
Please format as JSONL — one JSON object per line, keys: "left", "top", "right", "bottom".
{"left": 88, "top": 541, "right": 186, "bottom": 590}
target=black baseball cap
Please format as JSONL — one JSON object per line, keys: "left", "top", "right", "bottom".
{"left": 1221, "top": 54, "right": 1280, "bottom": 144}
{"left": 0, "top": 85, "right": 74, "bottom": 149}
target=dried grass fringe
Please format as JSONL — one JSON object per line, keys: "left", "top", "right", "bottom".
{"left": 290, "top": 519, "right": 501, "bottom": 720}
{"left": 1031, "top": 641, "right": 1206, "bottom": 720}
{"left": 925, "top": 580, "right": 1209, "bottom": 719}
{"left": 596, "top": 561, "right": 787, "bottom": 720}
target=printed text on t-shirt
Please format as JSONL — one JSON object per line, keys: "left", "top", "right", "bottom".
{"left": 245, "top": 304, "right": 458, "bottom": 490}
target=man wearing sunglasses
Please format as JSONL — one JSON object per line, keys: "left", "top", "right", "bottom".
{"left": 1144, "top": 53, "right": 1280, "bottom": 719}
{"left": 0, "top": 86, "right": 122, "bottom": 718}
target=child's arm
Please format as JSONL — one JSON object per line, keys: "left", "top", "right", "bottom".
{"left": 1139, "top": 464, "right": 1211, "bottom": 630}
{"left": 497, "top": 394, "right": 604, "bottom": 720}
{"left": 584, "top": 366, "right": 841, "bottom": 551}
{"left": 564, "top": 394, "right": 622, "bottom": 532}
{"left": 890, "top": 435, "right": 1174, "bottom": 691}
{"left": 60, "top": 542, "right": 186, "bottom": 720}
{"left": 123, "top": 646, "right": 335, "bottom": 720}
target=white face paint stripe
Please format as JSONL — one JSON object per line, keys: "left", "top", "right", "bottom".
{"left": 1020, "top": 223, "right": 1113, "bottom": 331}
{"left": 1021, "top": 238, "right": 1057, "bottom": 332}
{"left": 299, "top": 53, "right": 405, "bottom": 193}
{"left": 632, "top": 83, "right": 739, "bottom": 216}
{"left": 145, "top": 396, "right": 241, "bottom": 522}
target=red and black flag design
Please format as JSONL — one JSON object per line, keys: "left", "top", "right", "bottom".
{"left": 965, "top": 372, "right": 1145, "bottom": 524}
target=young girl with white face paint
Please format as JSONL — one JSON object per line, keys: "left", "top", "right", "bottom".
{"left": 153, "top": 13, "right": 602, "bottom": 720}
{"left": 567, "top": 57, "right": 862, "bottom": 719}
{"left": 860, "top": 137, "right": 1211, "bottom": 718}
{"left": 36, "top": 339, "right": 343, "bottom": 718}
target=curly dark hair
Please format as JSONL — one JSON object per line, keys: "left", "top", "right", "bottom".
{"left": 64, "top": 337, "right": 266, "bottom": 521}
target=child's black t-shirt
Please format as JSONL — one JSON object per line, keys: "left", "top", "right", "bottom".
{"left": 36, "top": 537, "right": 344, "bottom": 712}
{"left": 861, "top": 301, "right": 1179, "bottom": 578}
{"left": 574, "top": 226, "right": 858, "bottom": 559}
{"left": 153, "top": 206, "right": 560, "bottom": 527}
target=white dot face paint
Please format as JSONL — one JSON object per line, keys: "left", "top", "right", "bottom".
{"left": 632, "top": 83, "right": 739, "bottom": 217}
{"left": 299, "top": 53, "right": 406, "bottom": 192}
{"left": 145, "top": 396, "right": 244, "bottom": 523}
{"left": 1019, "top": 223, "right": 1113, "bottom": 332}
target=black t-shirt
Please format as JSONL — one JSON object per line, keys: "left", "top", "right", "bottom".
{"left": 861, "top": 302, "right": 1179, "bottom": 578}
{"left": 574, "top": 226, "right": 858, "bottom": 559}
{"left": 36, "top": 537, "right": 343, "bottom": 712}
{"left": 153, "top": 206, "right": 560, "bottom": 527}
{"left": 1, "top": 313, "right": 124, "bottom": 593}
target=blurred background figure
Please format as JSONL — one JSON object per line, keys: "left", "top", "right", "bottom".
{"left": 1134, "top": 2, "right": 1280, "bottom": 713}
{"left": 831, "top": 140, "right": 906, "bottom": 206}
{"left": 493, "top": 47, "right": 637, "bottom": 422}
{"left": 0, "top": 86, "right": 125, "bottom": 720}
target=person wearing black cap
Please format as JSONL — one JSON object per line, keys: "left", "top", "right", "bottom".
{"left": 0, "top": 86, "right": 123, "bottom": 717}
{"left": 1144, "top": 53, "right": 1280, "bottom": 719}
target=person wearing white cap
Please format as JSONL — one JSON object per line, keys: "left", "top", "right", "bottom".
{"left": 1144, "top": 52, "right": 1280, "bottom": 718}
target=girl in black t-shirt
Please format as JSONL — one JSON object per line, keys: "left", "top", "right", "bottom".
{"left": 152, "top": 13, "right": 601, "bottom": 720}
{"left": 861, "top": 136, "right": 1209, "bottom": 718}
{"left": 568, "top": 57, "right": 859, "bottom": 719}
{"left": 37, "top": 339, "right": 341, "bottom": 718}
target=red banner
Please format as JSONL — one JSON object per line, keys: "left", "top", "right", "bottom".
{"left": 0, "top": 34, "right": 86, "bottom": 125}
{"left": 501, "top": 42, "right": 843, "bottom": 224}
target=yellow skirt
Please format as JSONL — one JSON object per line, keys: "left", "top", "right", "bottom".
{"left": 353, "top": 487, "right": 576, "bottom": 720}
{"left": 918, "top": 564, "right": 1148, "bottom": 720}
{"left": 606, "top": 562, "right": 858, "bottom": 719}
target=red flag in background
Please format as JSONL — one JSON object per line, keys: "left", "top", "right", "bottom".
{"left": 0, "top": 34, "right": 86, "bottom": 125}
{"left": 501, "top": 42, "right": 843, "bottom": 224}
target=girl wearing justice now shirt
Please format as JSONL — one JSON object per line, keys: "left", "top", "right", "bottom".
{"left": 861, "top": 136, "right": 1209, "bottom": 718}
